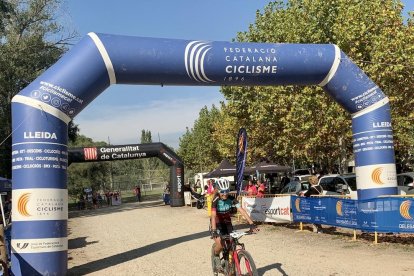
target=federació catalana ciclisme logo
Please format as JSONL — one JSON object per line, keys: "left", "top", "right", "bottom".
{"left": 400, "top": 200, "right": 413, "bottom": 220}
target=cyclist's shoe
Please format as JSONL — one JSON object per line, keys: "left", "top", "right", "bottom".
{"left": 213, "top": 255, "right": 223, "bottom": 272}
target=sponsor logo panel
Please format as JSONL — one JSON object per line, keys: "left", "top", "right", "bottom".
{"left": 336, "top": 201, "right": 343, "bottom": 216}
{"left": 355, "top": 164, "right": 397, "bottom": 190}
{"left": 12, "top": 189, "right": 68, "bottom": 221}
{"left": 400, "top": 200, "right": 413, "bottom": 220}
{"left": 12, "top": 237, "right": 67, "bottom": 253}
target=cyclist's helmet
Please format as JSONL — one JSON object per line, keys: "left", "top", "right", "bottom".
{"left": 217, "top": 178, "right": 230, "bottom": 194}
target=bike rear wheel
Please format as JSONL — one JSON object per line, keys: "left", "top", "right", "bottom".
{"left": 235, "top": 249, "right": 258, "bottom": 276}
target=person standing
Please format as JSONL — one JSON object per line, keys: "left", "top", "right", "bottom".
{"left": 256, "top": 180, "right": 266, "bottom": 198}
{"left": 300, "top": 175, "right": 323, "bottom": 233}
{"left": 136, "top": 185, "right": 141, "bottom": 202}
{"left": 244, "top": 180, "right": 258, "bottom": 196}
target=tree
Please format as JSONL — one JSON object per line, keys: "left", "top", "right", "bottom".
{"left": 135, "top": 129, "right": 168, "bottom": 187}
{"left": 0, "top": 0, "right": 76, "bottom": 177}
{"left": 215, "top": 0, "right": 413, "bottom": 171}
{"left": 67, "top": 135, "right": 110, "bottom": 200}
{"left": 178, "top": 105, "right": 222, "bottom": 172}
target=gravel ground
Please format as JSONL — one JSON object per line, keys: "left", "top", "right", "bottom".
{"left": 68, "top": 200, "right": 414, "bottom": 276}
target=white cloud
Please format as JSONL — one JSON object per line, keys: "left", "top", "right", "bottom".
{"left": 74, "top": 96, "right": 222, "bottom": 149}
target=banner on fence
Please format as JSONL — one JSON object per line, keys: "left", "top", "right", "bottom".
{"left": 243, "top": 196, "right": 292, "bottom": 223}
{"left": 331, "top": 198, "right": 358, "bottom": 228}
{"left": 291, "top": 196, "right": 312, "bottom": 222}
{"left": 291, "top": 196, "right": 414, "bottom": 233}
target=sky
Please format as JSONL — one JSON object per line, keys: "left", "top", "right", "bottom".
{"left": 63, "top": 0, "right": 414, "bottom": 149}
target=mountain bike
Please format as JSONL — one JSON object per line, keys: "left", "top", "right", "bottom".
{"left": 211, "top": 231, "right": 258, "bottom": 276}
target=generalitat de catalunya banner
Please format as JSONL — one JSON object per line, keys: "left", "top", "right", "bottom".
{"left": 242, "top": 196, "right": 292, "bottom": 223}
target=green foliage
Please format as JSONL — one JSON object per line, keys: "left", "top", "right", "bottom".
{"left": 0, "top": 0, "right": 76, "bottom": 177}
{"left": 67, "top": 135, "right": 109, "bottom": 200}
{"left": 215, "top": 0, "right": 413, "bottom": 170}
{"left": 178, "top": 105, "right": 223, "bottom": 172}
{"left": 131, "top": 129, "right": 169, "bottom": 187}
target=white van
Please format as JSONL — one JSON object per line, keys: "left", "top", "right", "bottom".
{"left": 194, "top": 173, "right": 234, "bottom": 193}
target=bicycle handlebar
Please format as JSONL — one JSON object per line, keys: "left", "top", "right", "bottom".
{"left": 220, "top": 231, "right": 254, "bottom": 240}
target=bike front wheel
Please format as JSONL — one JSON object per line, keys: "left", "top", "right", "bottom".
{"left": 235, "top": 249, "right": 258, "bottom": 276}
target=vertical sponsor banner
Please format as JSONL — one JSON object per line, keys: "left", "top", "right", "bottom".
{"left": 235, "top": 128, "right": 247, "bottom": 196}
{"left": 322, "top": 52, "right": 397, "bottom": 199}
{"left": 291, "top": 196, "right": 313, "bottom": 223}
{"left": 330, "top": 198, "right": 358, "bottom": 228}
{"left": 352, "top": 102, "right": 397, "bottom": 199}
{"left": 12, "top": 104, "right": 68, "bottom": 275}
{"left": 242, "top": 196, "right": 292, "bottom": 223}
{"left": 170, "top": 164, "right": 184, "bottom": 207}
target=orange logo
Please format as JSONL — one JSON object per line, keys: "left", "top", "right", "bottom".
{"left": 336, "top": 201, "right": 343, "bottom": 216}
{"left": 295, "top": 198, "right": 301, "bottom": 212}
{"left": 238, "top": 135, "right": 245, "bottom": 153}
{"left": 17, "top": 193, "right": 31, "bottom": 217}
{"left": 400, "top": 200, "right": 413, "bottom": 220}
{"left": 371, "top": 167, "right": 384, "bottom": 184}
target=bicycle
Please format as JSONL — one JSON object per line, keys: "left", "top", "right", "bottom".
{"left": 211, "top": 231, "right": 258, "bottom": 276}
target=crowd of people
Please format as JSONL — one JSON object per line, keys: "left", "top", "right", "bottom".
{"left": 77, "top": 190, "right": 121, "bottom": 210}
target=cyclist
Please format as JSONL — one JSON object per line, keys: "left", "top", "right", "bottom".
{"left": 211, "top": 178, "right": 258, "bottom": 270}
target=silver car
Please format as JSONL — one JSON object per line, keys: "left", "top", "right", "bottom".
{"left": 397, "top": 172, "right": 414, "bottom": 194}
{"left": 280, "top": 181, "right": 310, "bottom": 195}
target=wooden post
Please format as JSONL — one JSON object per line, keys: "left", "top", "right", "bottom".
{"left": 353, "top": 230, "right": 357, "bottom": 241}
{"left": 374, "top": 231, "right": 378, "bottom": 244}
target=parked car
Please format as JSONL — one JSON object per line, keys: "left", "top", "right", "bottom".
{"left": 292, "top": 174, "right": 312, "bottom": 182}
{"left": 292, "top": 169, "right": 310, "bottom": 176}
{"left": 318, "top": 174, "right": 358, "bottom": 199}
{"left": 397, "top": 172, "right": 414, "bottom": 194}
{"left": 280, "top": 181, "right": 310, "bottom": 195}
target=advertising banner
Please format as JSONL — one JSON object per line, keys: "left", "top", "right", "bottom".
{"left": 311, "top": 197, "right": 330, "bottom": 225}
{"left": 330, "top": 198, "right": 358, "bottom": 228}
{"left": 235, "top": 128, "right": 247, "bottom": 196}
{"left": 373, "top": 197, "right": 414, "bottom": 233}
{"left": 357, "top": 199, "right": 380, "bottom": 232}
{"left": 291, "top": 196, "right": 312, "bottom": 223}
{"left": 243, "top": 196, "right": 292, "bottom": 223}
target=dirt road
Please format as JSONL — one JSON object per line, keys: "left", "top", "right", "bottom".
{"left": 68, "top": 200, "right": 414, "bottom": 275}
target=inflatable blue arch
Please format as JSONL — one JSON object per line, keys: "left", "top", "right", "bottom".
{"left": 11, "top": 33, "right": 397, "bottom": 274}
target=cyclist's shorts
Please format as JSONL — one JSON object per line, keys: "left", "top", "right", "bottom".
{"left": 216, "top": 221, "right": 234, "bottom": 236}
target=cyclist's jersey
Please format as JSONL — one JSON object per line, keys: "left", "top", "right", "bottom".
{"left": 211, "top": 195, "right": 240, "bottom": 223}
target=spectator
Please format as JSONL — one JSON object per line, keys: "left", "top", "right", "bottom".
{"left": 92, "top": 192, "right": 98, "bottom": 209}
{"left": 245, "top": 180, "right": 258, "bottom": 196}
{"left": 134, "top": 185, "right": 141, "bottom": 202}
{"left": 207, "top": 179, "right": 215, "bottom": 195}
{"left": 105, "top": 190, "right": 111, "bottom": 206}
{"left": 281, "top": 173, "right": 290, "bottom": 188}
{"left": 203, "top": 184, "right": 209, "bottom": 196}
{"left": 77, "top": 194, "right": 85, "bottom": 210}
{"left": 300, "top": 175, "right": 323, "bottom": 233}
{"left": 256, "top": 180, "right": 266, "bottom": 198}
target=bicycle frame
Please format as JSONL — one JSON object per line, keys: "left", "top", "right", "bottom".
{"left": 221, "top": 232, "right": 253, "bottom": 275}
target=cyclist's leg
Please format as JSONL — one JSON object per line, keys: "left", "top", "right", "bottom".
{"left": 213, "top": 222, "right": 226, "bottom": 255}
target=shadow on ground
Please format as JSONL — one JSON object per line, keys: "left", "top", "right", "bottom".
{"left": 69, "top": 200, "right": 166, "bottom": 219}
{"left": 257, "top": 263, "right": 288, "bottom": 276}
{"left": 69, "top": 236, "right": 99, "bottom": 250}
{"left": 68, "top": 229, "right": 211, "bottom": 275}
